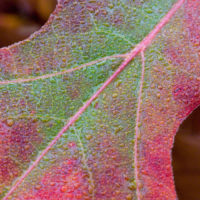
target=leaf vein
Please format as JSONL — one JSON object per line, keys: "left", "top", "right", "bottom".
{"left": 0, "top": 54, "right": 127, "bottom": 85}
{"left": 3, "top": 0, "right": 184, "bottom": 198}
{"left": 73, "top": 128, "right": 95, "bottom": 200}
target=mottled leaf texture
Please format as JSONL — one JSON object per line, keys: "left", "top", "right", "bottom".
{"left": 0, "top": 0, "right": 198, "bottom": 199}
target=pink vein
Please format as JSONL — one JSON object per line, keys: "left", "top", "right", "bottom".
{"left": 132, "top": 0, "right": 184, "bottom": 198}
{"left": 3, "top": 0, "right": 184, "bottom": 199}
{"left": 134, "top": 50, "right": 145, "bottom": 200}
{"left": 0, "top": 54, "right": 127, "bottom": 85}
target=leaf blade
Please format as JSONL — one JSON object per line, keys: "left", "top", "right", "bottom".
{"left": 0, "top": 0, "right": 185, "bottom": 199}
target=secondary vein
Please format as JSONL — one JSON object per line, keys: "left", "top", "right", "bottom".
{"left": 0, "top": 54, "right": 127, "bottom": 85}
{"left": 3, "top": 0, "right": 184, "bottom": 198}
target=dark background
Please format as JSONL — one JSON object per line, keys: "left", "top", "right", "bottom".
{"left": 0, "top": 0, "right": 57, "bottom": 47}
{"left": 172, "top": 106, "right": 200, "bottom": 200}
{"left": 0, "top": 1, "right": 200, "bottom": 199}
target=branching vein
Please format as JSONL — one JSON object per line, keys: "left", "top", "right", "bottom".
{"left": 2, "top": 0, "right": 184, "bottom": 198}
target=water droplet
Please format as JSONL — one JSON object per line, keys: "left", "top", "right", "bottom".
{"left": 7, "top": 119, "right": 14, "bottom": 127}
{"left": 126, "top": 194, "right": 132, "bottom": 200}
{"left": 112, "top": 93, "right": 118, "bottom": 98}
{"left": 85, "top": 135, "right": 92, "bottom": 140}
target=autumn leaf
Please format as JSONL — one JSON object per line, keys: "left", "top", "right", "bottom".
{"left": 0, "top": 0, "right": 197, "bottom": 199}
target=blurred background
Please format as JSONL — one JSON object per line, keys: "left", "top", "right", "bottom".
{"left": 0, "top": 0, "right": 200, "bottom": 199}
{"left": 0, "top": 0, "right": 57, "bottom": 47}
{"left": 172, "top": 106, "right": 200, "bottom": 200}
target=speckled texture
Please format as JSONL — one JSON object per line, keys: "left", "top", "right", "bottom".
{"left": 137, "top": 0, "right": 200, "bottom": 199}
{"left": 0, "top": 0, "right": 190, "bottom": 199}
{"left": 9, "top": 59, "right": 141, "bottom": 200}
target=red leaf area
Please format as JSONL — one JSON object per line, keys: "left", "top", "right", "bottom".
{"left": 20, "top": 158, "right": 89, "bottom": 200}
{"left": 166, "top": 0, "right": 200, "bottom": 75}
{"left": 173, "top": 75, "right": 200, "bottom": 118}
{"left": 13, "top": 134, "right": 131, "bottom": 200}
{"left": 0, "top": 120, "right": 41, "bottom": 187}
{"left": 137, "top": 0, "right": 200, "bottom": 199}
{"left": 167, "top": 0, "right": 200, "bottom": 118}
{"left": 0, "top": 89, "right": 42, "bottom": 194}
{"left": 0, "top": 49, "right": 15, "bottom": 75}
{"left": 88, "top": 135, "right": 132, "bottom": 200}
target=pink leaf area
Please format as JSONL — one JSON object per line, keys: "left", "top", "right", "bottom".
{"left": 1, "top": 0, "right": 199, "bottom": 200}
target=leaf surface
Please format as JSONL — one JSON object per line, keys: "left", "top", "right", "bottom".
{"left": 0, "top": 0, "right": 196, "bottom": 199}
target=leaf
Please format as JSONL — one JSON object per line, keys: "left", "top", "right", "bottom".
{"left": 0, "top": 0, "right": 195, "bottom": 199}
